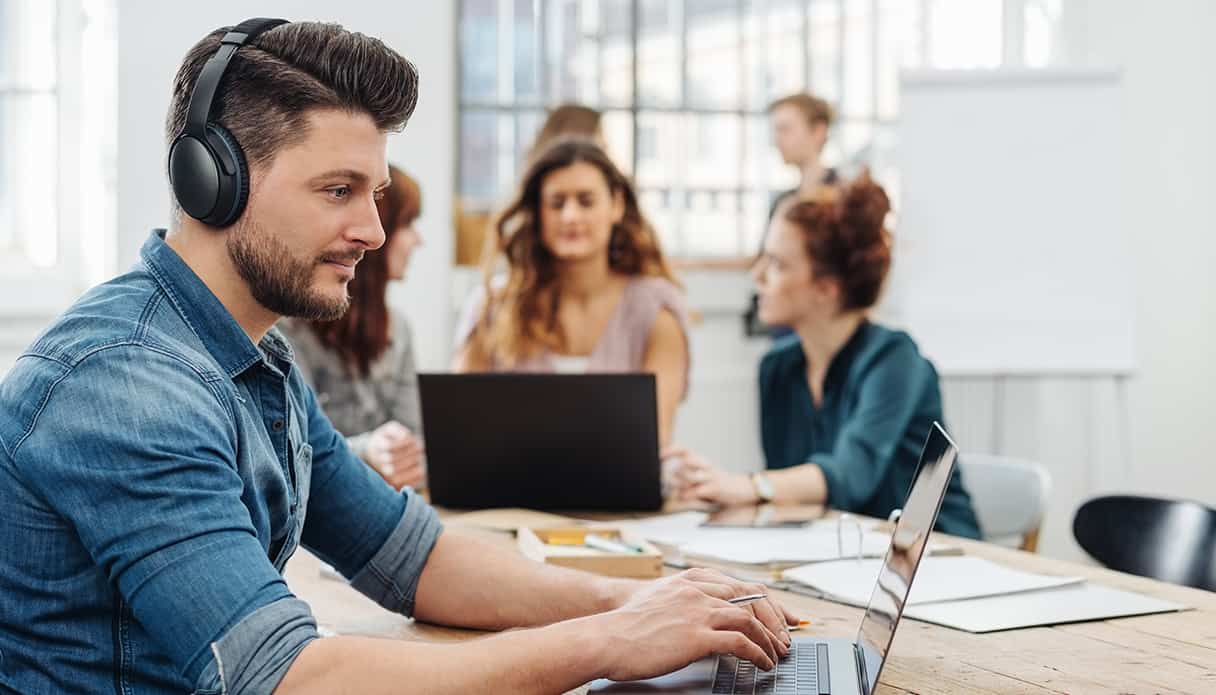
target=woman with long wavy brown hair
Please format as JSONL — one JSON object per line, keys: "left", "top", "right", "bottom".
{"left": 281, "top": 164, "right": 427, "bottom": 491}
{"left": 453, "top": 137, "right": 690, "bottom": 444}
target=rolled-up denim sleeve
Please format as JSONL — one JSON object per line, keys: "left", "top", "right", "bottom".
{"left": 194, "top": 598, "right": 318, "bottom": 694}
{"left": 11, "top": 346, "right": 316, "bottom": 692}
{"left": 296, "top": 370, "right": 443, "bottom": 616}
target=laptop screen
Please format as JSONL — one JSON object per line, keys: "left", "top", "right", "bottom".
{"left": 854, "top": 422, "right": 959, "bottom": 694}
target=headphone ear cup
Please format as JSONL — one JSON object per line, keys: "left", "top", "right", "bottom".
{"left": 203, "top": 124, "right": 250, "bottom": 227}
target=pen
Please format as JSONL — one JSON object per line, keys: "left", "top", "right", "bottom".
{"left": 584, "top": 533, "right": 643, "bottom": 554}
{"left": 727, "top": 593, "right": 767, "bottom": 606}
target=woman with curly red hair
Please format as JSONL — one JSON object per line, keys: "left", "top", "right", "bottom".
{"left": 667, "top": 176, "right": 981, "bottom": 538}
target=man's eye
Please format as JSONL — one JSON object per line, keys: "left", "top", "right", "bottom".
{"left": 328, "top": 186, "right": 352, "bottom": 200}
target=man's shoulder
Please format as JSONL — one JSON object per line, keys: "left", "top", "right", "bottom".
{"left": 0, "top": 277, "right": 234, "bottom": 457}
{"left": 7, "top": 271, "right": 227, "bottom": 414}
{"left": 25, "top": 269, "right": 217, "bottom": 372}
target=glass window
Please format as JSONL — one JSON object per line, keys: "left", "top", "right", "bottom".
{"left": 457, "top": 0, "right": 1062, "bottom": 259}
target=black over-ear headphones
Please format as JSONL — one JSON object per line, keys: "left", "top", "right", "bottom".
{"left": 168, "top": 18, "right": 289, "bottom": 227}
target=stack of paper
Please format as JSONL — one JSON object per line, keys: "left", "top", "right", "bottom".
{"left": 679, "top": 527, "right": 895, "bottom": 565}
{"left": 783, "top": 555, "right": 1084, "bottom": 607}
{"left": 783, "top": 555, "right": 1184, "bottom": 633}
{"left": 609, "top": 513, "right": 955, "bottom": 566}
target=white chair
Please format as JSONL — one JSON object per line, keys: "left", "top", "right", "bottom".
{"left": 959, "top": 454, "right": 1052, "bottom": 552}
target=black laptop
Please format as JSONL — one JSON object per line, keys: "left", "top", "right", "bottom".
{"left": 418, "top": 373, "right": 663, "bottom": 511}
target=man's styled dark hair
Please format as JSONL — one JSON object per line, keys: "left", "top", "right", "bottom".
{"left": 165, "top": 21, "right": 419, "bottom": 206}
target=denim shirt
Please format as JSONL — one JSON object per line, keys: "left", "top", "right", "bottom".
{"left": 0, "top": 230, "right": 443, "bottom": 694}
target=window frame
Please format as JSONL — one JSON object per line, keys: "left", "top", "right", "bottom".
{"left": 0, "top": 0, "right": 114, "bottom": 318}
{"left": 455, "top": 0, "right": 1052, "bottom": 260}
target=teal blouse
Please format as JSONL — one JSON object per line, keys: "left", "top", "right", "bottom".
{"left": 758, "top": 322, "right": 982, "bottom": 539}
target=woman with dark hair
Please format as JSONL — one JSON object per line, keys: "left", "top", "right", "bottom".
{"left": 454, "top": 137, "right": 690, "bottom": 445}
{"left": 526, "top": 104, "right": 605, "bottom": 163}
{"left": 667, "top": 176, "right": 981, "bottom": 538}
{"left": 280, "top": 165, "right": 426, "bottom": 490}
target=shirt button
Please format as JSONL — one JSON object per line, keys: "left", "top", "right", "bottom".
{"left": 272, "top": 419, "right": 285, "bottom": 432}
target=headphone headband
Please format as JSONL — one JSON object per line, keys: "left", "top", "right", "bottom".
{"left": 182, "top": 18, "right": 288, "bottom": 137}
{"left": 169, "top": 18, "right": 289, "bottom": 227}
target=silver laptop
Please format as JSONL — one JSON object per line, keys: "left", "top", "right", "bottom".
{"left": 589, "top": 422, "right": 960, "bottom": 695}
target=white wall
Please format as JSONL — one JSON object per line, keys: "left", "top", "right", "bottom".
{"left": 115, "top": 2, "right": 455, "bottom": 369}
{"left": 1062, "top": 1, "right": 1216, "bottom": 505}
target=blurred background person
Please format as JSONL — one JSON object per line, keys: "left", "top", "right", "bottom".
{"left": 666, "top": 176, "right": 981, "bottom": 539}
{"left": 281, "top": 165, "right": 427, "bottom": 491}
{"left": 454, "top": 138, "right": 690, "bottom": 446}
{"left": 525, "top": 103, "right": 606, "bottom": 164}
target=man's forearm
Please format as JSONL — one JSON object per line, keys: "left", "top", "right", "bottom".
{"left": 276, "top": 616, "right": 608, "bottom": 695}
{"left": 413, "top": 529, "right": 639, "bottom": 629}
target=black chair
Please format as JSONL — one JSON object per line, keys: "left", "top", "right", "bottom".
{"left": 1073, "top": 495, "right": 1216, "bottom": 591}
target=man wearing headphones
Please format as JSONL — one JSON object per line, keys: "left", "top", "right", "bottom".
{"left": 0, "top": 19, "right": 799, "bottom": 695}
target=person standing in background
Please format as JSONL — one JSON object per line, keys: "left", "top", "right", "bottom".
{"left": 765, "top": 92, "right": 839, "bottom": 227}
{"left": 282, "top": 165, "right": 426, "bottom": 490}
{"left": 741, "top": 92, "right": 842, "bottom": 334}
{"left": 525, "top": 103, "right": 606, "bottom": 163}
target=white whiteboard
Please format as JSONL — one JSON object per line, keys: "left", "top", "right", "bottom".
{"left": 888, "top": 69, "right": 1133, "bottom": 375}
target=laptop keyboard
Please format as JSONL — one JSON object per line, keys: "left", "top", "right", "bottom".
{"left": 710, "top": 641, "right": 831, "bottom": 695}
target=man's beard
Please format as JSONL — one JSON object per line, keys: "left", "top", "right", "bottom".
{"left": 226, "top": 215, "right": 354, "bottom": 321}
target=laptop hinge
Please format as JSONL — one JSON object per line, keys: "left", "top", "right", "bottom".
{"left": 854, "top": 643, "right": 869, "bottom": 694}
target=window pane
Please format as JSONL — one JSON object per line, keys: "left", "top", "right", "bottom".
{"left": 515, "top": 108, "right": 545, "bottom": 165}
{"left": 0, "top": 0, "right": 57, "bottom": 90}
{"left": 459, "top": 110, "right": 499, "bottom": 205}
{"left": 836, "top": 119, "right": 874, "bottom": 175}
{"left": 876, "top": 0, "right": 919, "bottom": 120}
{"left": 601, "top": 109, "right": 634, "bottom": 174}
{"left": 808, "top": 0, "right": 841, "bottom": 102}
{"left": 541, "top": 0, "right": 634, "bottom": 107}
{"left": 684, "top": 189, "right": 741, "bottom": 257}
{"left": 842, "top": 0, "right": 874, "bottom": 119}
{"left": 512, "top": 0, "right": 542, "bottom": 102}
{"left": 637, "top": 0, "right": 680, "bottom": 107}
{"left": 600, "top": 0, "right": 634, "bottom": 105}
{"left": 0, "top": 94, "right": 58, "bottom": 266}
{"left": 640, "top": 188, "right": 681, "bottom": 254}
{"left": 460, "top": 0, "right": 497, "bottom": 101}
{"left": 743, "top": 190, "right": 769, "bottom": 253}
{"left": 743, "top": 0, "right": 805, "bottom": 110}
{"left": 927, "top": 0, "right": 1002, "bottom": 69}
{"left": 635, "top": 111, "right": 683, "bottom": 188}
{"left": 743, "top": 114, "right": 800, "bottom": 190}
{"left": 1024, "top": 0, "right": 1062, "bottom": 68}
{"left": 685, "top": 114, "right": 741, "bottom": 188}
{"left": 686, "top": 1, "right": 740, "bottom": 109}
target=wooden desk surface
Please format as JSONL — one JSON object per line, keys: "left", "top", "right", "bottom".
{"left": 284, "top": 513, "right": 1216, "bottom": 694}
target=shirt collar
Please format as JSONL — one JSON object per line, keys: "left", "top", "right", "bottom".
{"left": 139, "top": 229, "right": 295, "bottom": 378}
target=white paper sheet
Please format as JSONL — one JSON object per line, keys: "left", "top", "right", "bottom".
{"left": 783, "top": 555, "right": 1085, "bottom": 606}
{"left": 905, "top": 582, "right": 1185, "bottom": 633}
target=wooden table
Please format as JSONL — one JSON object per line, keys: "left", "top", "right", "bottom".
{"left": 284, "top": 512, "right": 1216, "bottom": 694}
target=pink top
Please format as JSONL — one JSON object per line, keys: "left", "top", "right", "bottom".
{"left": 454, "top": 276, "right": 692, "bottom": 397}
